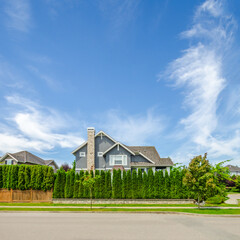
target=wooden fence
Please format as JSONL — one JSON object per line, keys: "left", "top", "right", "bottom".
{"left": 0, "top": 189, "right": 53, "bottom": 203}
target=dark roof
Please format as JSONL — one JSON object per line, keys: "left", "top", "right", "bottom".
{"left": 126, "top": 146, "right": 173, "bottom": 167}
{"left": 11, "top": 151, "right": 46, "bottom": 165}
{"left": 226, "top": 165, "right": 240, "bottom": 172}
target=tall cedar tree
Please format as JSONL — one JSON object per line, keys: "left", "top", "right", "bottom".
{"left": 2, "top": 165, "right": 8, "bottom": 189}
{"left": 99, "top": 170, "right": 105, "bottom": 198}
{"left": 24, "top": 166, "right": 31, "bottom": 190}
{"left": 30, "top": 166, "right": 37, "bottom": 190}
{"left": 69, "top": 170, "right": 75, "bottom": 198}
{"left": 143, "top": 171, "right": 148, "bottom": 199}
{"left": 18, "top": 165, "right": 25, "bottom": 190}
{"left": 126, "top": 170, "right": 132, "bottom": 199}
{"left": 41, "top": 166, "right": 48, "bottom": 191}
{"left": 137, "top": 169, "right": 143, "bottom": 199}
{"left": 83, "top": 171, "right": 90, "bottom": 198}
{"left": 78, "top": 170, "right": 84, "bottom": 198}
{"left": 53, "top": 170, "right": 62, "bottom": 198}
{"left": 35, "top": 166, "right": 43, "bottom": 190}
{"left": 112, "top": 169, "right": 118, "bottom": 199}
{"left": 132, "top": 169, "right": 138, "bottom": 199}
{"left": 7, "top": 165, "right": 12, "bottom": 189}
{"left": 94, "top": 170, "right": 100, "bottom": 198}
{"left": 104, "top": 170, "right": 111, "bottom": 199}
{"left": 175, "top": 170, "right": 181, "bottom": 199}
{"left": 122, "top": 170, "right": 127, "bottom": 199}
{"left": 73, "top": 173, "right": 80, "bottom": 198}
{"left": 170, "top": 169, "right": 176, "bottom": 199}
{"left": 158, "top": 170, "right": 164, "bottom": 199}
{"left": 148, "top": 169, "right": 154, "bottom": 198}
{"left": 154, "top": 170, "right": 160, "bottom": 198}
{"left": 164, "top": 171, "right": 170, "bottom": 198}
{"left": 65, "top": 171, "right": 71, "bottom": 198}
{"left": 45, "top": 167, "right": 54, "bottom": 191}
{"left": 60, "top": 168, "right": 66, "bottom": 198}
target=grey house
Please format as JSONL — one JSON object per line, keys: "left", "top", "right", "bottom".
{"left": 72, "top": 128, "right": 173, "bottom": 173}
{"left": 226, "top": 165, "right": 240, "bottom": 176}
{"left": 0, "top": 151, "right": 59, "bottom": 172}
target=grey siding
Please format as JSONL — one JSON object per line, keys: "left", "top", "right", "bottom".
{"left": 95, "top": 135, "right": 115, "bottom": 169}
{"left": 131, "top": 155, "right": 150, "bottom": 163}
{"left": 75, "top": 144, "right": 87, "bottom": 169}
{"left": 105, "top": 145, "right": 131, "bottom": 169}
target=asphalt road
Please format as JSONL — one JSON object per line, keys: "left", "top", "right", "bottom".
{"left": 0, "top": 212, "right": 239, "bottom": 240}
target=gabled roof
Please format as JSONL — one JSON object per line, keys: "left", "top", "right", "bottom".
{"left": 0, "top": 151, "right": 59, "bottom": 168}
{"left": 126, "top": 146, "right": 173, "bottom": 167}
{"left": 102, "top": 142, "right": 136, "bottom": 156}
{"left": 226, "top": 165, "right": 240, "bottom": 172}
{"left": 72, "top": 130, "right": 117, "bottom": 154}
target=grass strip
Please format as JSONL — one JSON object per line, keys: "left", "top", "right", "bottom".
{"left": 0, "top": 207, "right": 240, "bottom": 215}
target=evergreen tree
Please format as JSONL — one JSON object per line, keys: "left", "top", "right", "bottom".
{"left": 18, "top": 165, "right": 25, "bottom": 190}
{"left": 45, "top": 167, "right": 54, "bottom": 191}
{"left": 175, "top": 170, "right": 181, "bottom": 199}
{"left": 65, "top": 171, "right": 71, "bottom": 198}
{"left": 69, "top": 170, "right": 75, "bottom": 198}
{"left": 132, "top": 169, "right": 138, "bottom": 199}
{"left": 143, "top": 171, "right": 148, "bottom": 199}
{"left": 35, "top": 166, "right": 43, "bottom": 190}
{"left": 148, "top": 168, "right": 154, "bottom": 199}
{"left": 60, "top": 168, "right": 66, "bottom": 198}
{"left": 0, "top": 166, "right": 3, "bottom": 188}
{"left": 100, "top": 170, "right": 105, "bottom": 198}
{"left": 7, "top": 165, "right": 12, "bottom": 189}
{"left": 78, "top": 170, "right": 84, "bottom": 198}
{"left": 53, "top": 170, "right": 62, "bottom": 198}
{"left": 83, "top": 171, "right": 90, "bottom": 198}
{"left": 126, "top": 170, "right": 132, "bottom": 199}
{"left": 122, "top": 170, "right": 127, "bottom": 199}
{"left": 41, "top": 166, "right": 49, "bottom": 191}
{"left": 94, "top": 170, "right": 100, "bottom": 198}
{"left": 158, "top": 170, "right": 164, "bottom": 199}
{"left": 154, "top": 170, "right": 160, "bottom": 198}
{"left": 30, "top": 166, "right": 37, "bottom": 190}
{"left": 73, "top": 173, "right": 80, "bottom": 198}
{"left": 137, "top": 169, "right": 143, "bottom": 199}
{"left": 104, "top": 170, "right": 111, "bottom": 199}
{"left": 170, "top": 169, "right": 176, "bottom": 199}
{"left": 2, "top": 165, "right": 8, "bottom": 189}
{"left": 164, "top": 170, "right": 170, "bottom": 199}
{"left": 112, "top": 169, "right": 117, "bottom": 199}
{"left": 24, "top": 166, "right": 31, "bottom": 190}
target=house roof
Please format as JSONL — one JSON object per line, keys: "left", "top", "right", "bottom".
{"left": 126, "top": 146, "right": 173, "bottom": 167}
{"left": 226, "top": 165, "right": 240, "bottom": 172}
{"left": 103, "top": 142, "right": 136, "bottom": 156}
{"left": 0, "top": 151, "right": 58, "bottom": 168}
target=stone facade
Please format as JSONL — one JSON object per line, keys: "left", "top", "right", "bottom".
{"left": 87, "top": 127, "right": 95, "bottom": 171}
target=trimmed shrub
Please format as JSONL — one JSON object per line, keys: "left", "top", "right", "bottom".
{"left": 148, "top": 169, "right": 154, "bottom": 199}
{"left": 104, "top": 170, "right": 112, "bottom": 199}
{"left": 132, "top": 169, "right": 138, "bottom": 199}
{"left": 137, "top": 169, "right": 143, "bottom": 199}
{"left": 126, "top": 170, "right": 132, "bottom": 199}
{"left": 206, "top": 195, "right": 225, "bottom": 204}
{"left": 94, "top": 170, "right": 100, "bottom": 199}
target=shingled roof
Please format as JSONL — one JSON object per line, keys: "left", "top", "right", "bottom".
{"left": 126, "top": 146, "right": 173, "bottom": 167}
{"left": 226, "top": 165, "right": 240, "bottom": 172}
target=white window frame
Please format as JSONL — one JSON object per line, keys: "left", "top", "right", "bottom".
{"left": 5, "top": 159, "right": 13, "bottom": 165}
{"left": 79, "top": 152, "right": 86, "bottom": 157}
{"left": 109, "top": 155, "right": 127, "bottom": 166}
{"left": 98, "top": 152, "right": 103, "bottom": 157}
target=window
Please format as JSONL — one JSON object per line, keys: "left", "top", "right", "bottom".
{"left": 98, "top": 152, "right": 103, "bottom": 157}
{"left": 5, "top": 159, "right": 13, "bottom": 165}
{"left": 79, "top": 152, "right": 86, "bottom": 157}
{"left": 110, "top": 155, "right": 127, "bottom": 166}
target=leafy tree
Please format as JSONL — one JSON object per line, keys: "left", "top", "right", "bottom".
{"left": 183, "top": 153, "right": 217, "bottom": 208}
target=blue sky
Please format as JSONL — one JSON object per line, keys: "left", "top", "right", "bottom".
{"left": 1, "top": 0, "right": 240, "bottom": 166}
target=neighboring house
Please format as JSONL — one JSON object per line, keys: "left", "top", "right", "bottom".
{"left": 72, "top": 127, "right": 173, "bottom": 173}
{"left": 0, "top": 151, "right": 59, "bottom": 172}
{"left": 226, "top": 165, "right": 240, "bottom": 176}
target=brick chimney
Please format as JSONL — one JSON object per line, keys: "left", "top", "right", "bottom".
{"left": 87, "top": 127, "right": 95, "bottom": 171}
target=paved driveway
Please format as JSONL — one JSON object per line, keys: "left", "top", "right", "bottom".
{"left": 0, "top": 212, "right": 239, "bottom": 240}
{"left": 225, "top": 194, "right": 240, "bottom": 204}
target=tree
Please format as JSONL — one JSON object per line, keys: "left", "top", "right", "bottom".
{"left": 73, "top": 173, "right": 80, "bottom": 198}
{"left": 148, "top": 169, "right": 154, "bottom": 199}
{"left": 65, "top": 171, "right": 71, "bottom": 198}
{"left": 45, "top": 167, "right": 54, "bottom": 191}
{"left": 7, "top": 166, "right": 12, "bottom": 190}
{"left": 100, "top": 170, "right": 105, "bottom": 198}
{"left": 24, "top": 166, "right": 31, "bottom": 190}
{"left": 30, "top": 166, "right": 37, "bottom": 190}
{"left": 82, "top": 175, "right": 100, "bottom": 210}
{"left": 94, "top": 170, "right": 100, "bottom": 199}
{"left": 122, "top": 170, "right": 127, "bottom": 199}
{"left": 18, "top": 165, "right": 25, "bottom": 190}
{"left": 132, "top": 169, "right": 138, "bottom": 199}
{"left": 137, "top": 169, "right": 143, "bottom": 199}
{"left": 143, "top": 171, "right": 148, "bottom": 199}
{"left": 53, "top": 169, "right": 62, "bottom": 198}
{"left": 126, "top": 170, "right": 132, "bottom": 199}
{"left": 183, "top": 153, "right": 216, "bottom": 208}
{"left": 78, "top": 170, "right": 84, "bottom": 198}
{"left": 0, "top": 166, "right": 3, "bottom": 188}
{"left": 61, "top": 163, "right": 72, "bottom": 172}
{"left": 164, "top": 171, "right": 170, "bottom": 199}
{"left": 158, "top": 170, "right": 164, "bottom": 199}
{"left": 35, "top": 166, "right": 43, "bottom": 190}
{"left": 104, "top": 170, "right": 112, "bottom": 199}
{"left": 153, "top": 170, "right": 160, "bottom": 198}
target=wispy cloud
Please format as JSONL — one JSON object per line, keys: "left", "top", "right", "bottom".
{"left": 100, "top": 109, "right": 165, "bottom": 146}
{"left": 0, "top": 95, "right": 84, "bottom": 154}
{"left": 4, "top": 0, "right": 31, "bottom": 32}
{"left": 163, "top": 0, "right": 240, "bottom": 163}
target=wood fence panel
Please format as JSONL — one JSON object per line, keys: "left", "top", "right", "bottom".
{"left": 0, "top": 189, "right": 52, "bottom": 203}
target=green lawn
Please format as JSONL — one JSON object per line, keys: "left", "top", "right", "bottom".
{"left": 0, "top": 207, "right": 240, "bottom": 215}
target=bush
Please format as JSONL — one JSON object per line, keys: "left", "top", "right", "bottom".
{"left": 206, "top": 195, "right": 225, "bottom": 204}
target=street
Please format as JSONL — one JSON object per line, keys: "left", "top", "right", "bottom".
{"left": 0, "top": 212, "right": 239, "bottom": 240}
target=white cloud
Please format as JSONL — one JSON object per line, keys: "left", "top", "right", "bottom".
{"left": 100, "top": 109, "right": 165, "bottom": 146}
{"left": 0, "top": 95, "right": 84, "bottom": 154}
{"left": 4, "top": 0, "right": 31, "bottom": 32}
{"left": 163, "top": 0, "right": 240, "bottom": 164}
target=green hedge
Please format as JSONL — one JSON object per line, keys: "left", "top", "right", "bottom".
{"left": 0, "top": 165, "right": 54, "bottom": 191}
{"left": 53, "top": 168, "right": 195, "bottom": 199}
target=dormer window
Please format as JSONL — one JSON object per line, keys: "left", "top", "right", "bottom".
{"left": 79, "top": 152, "right": 86, "bottom": 157}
